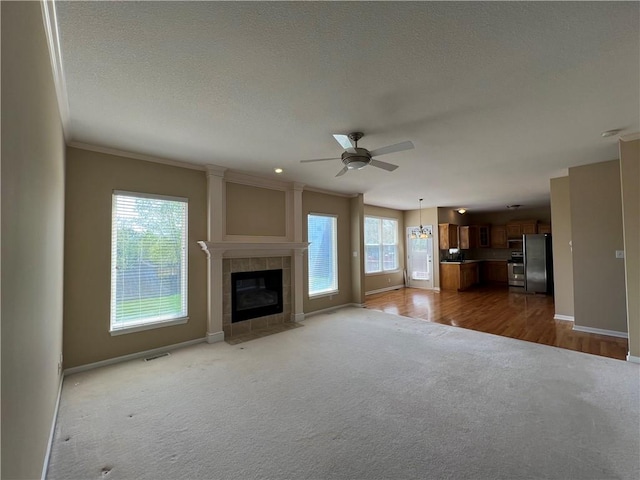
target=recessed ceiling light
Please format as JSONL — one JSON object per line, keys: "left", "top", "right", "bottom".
{"left": 601, "top": 129, "right": 621, "bottom": 138}
{"left": 274, "top": 168, "right": 283, "bottom": 174}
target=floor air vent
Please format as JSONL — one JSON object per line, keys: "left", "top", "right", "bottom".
{"left": 144, "top": 352, "right": 170, "bottom": 362}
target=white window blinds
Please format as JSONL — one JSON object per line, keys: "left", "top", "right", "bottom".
{"left": 307, "top": 214, "right": 338, "bottom": 296}
{"left": 110, "top": 191, "right": 188, "bottom": 330}
{"left": 364, "top": 216, "right": 399, "bottom": 273}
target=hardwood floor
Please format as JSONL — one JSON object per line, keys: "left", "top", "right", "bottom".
{"left": 365, "top": 286, "right": 628, "bottom": 361}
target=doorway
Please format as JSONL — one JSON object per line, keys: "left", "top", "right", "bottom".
{"left": 406, "top": 226, "right": 434, "bottom": 289}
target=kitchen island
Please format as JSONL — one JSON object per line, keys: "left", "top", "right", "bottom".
{"left": 440, "top": 260, "right": 482, "bottom": 291}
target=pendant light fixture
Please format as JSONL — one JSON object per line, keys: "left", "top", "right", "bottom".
{"left": 410, "top": 199, "right": 431, "bottom": 239}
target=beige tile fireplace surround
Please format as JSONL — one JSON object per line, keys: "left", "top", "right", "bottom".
{"left": 222, "top": 256, "right": 292, "bottom": 338}
{"left": 198, "top": 166, "right": 308, "bottom": 343}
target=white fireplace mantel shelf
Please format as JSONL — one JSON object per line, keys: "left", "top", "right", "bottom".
{"left": 197, "top": 241, "right": 309, "bottom": 259}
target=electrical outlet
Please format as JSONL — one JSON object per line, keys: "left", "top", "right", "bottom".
{"left": 616, "top": 250, "right": 625, "bottom": 259}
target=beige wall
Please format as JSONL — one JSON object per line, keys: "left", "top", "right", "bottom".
{"left": 64, "top": 147, "right": 208, "bottom": 368}
{"left": 1, "top": 2, "right": 66, "bottom": 478}
{"left": 569, "top": 160, "right": 627, "bottom": 333}
{"left": 226, "top": 182, "right": 286, "bottom": 237}
{"left": 303, "top": 191, "right": 353, "bottom": 312}
{"left": 550, "top": 177, "right": 574, "bottom": 318}
{"left": 619, "top": 139, "right": 639, "bottom": 358}
{"left": 351, "top": 195, "right": 365, "bottom": 304}
{"left": 364, "top": 204, "right": 405, "bottom": 293}
{"left": 438, "top": 207, "right": 466, "bottom": 225}
{"left": 404, "top": 206, "right": 439, "bottom": 289}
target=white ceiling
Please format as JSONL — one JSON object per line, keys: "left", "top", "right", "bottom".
{"left": 53, "top": 1, "right": 639, "bottom": 212}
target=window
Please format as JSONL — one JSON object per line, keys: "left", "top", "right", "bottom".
{"left": 110, "top": 191, "right": 188, "bottom": 334}
{"left": 307, "top": 214, "right": 338, "bottom": 296}
{"left": 365, "top": 216, "right": 399, "bottom": 273}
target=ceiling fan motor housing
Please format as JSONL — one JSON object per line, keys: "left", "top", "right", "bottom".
{"left": 342, "top": 148, "right": 371, "bottom": 170}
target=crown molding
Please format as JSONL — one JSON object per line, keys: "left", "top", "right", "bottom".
{"left": 67, "top": 142, "right": 207, "bottom": 171}
{"left": 303, "top": 185, "right": 359, "bottom": 198}
{"left": 41, "top": 0, "right": 71, "bottom": 141}
{"left": 224, "top": 170, "right": 297, "bottom": 191}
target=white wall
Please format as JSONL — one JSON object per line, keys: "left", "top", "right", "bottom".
{"left": 1, "top": 2, "right": 66, "bottom": 478}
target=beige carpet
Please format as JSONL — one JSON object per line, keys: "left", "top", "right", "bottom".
{"left": 47, "top": 307, "right": 639, "bottom": 479}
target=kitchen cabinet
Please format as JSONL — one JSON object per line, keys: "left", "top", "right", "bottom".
{"left": 459, "top": 226, "right": 473, "bottom": 249}
{"left": 506, "top": 223, "right": 521, "bottom": 238}
{"left": 507, "top": 220, "right": 538, "bottom": 238}
{"left": 490, "top": 225, "right": 508, "bottom": 248}
{"left": 481, "top": 261, "right": 508, "bottom": 284}
{"left": 440, "top": 261, "right": 480, "bottom": 291}
{"left": 538, "top": 224, "right": 551, "bottom": 234}
{"left": 439, "top": 223, "right": 459, "bottom": 250}
{"left": 477, "top": 225, "right": 490, "bottom": 248}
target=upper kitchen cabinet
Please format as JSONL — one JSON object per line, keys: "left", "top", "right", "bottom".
{"left": 439, "top": 223, "right": 459, "bottom": 250}
{"left": 491, "top": 225, "right": 508, "bottom": 248}
{"left": 506, "top": 220, "right": 538, "bottom": 238}
{"left": 459, "top": 225, "right": 482, "bottom": 249}
{"left": 459, "top": 226, "right": 471, "bottom": 249}
{"left": 538, "top": 224, "right": 551, "bottom": 234}
{"left": 477, "top": 225, "right": 491, "bottom": 248}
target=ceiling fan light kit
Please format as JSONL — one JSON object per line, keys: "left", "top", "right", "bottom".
{"left": 301, "top": 132, "right": 414, "bottom": 177}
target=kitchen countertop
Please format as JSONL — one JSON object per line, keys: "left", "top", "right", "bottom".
{"left": 440, "top": 259, "right": 483, "bottom": 264}
{"left": 440, "top": 259, "right": 507, "bottom": 264}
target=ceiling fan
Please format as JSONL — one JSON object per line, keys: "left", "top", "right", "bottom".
{"left": 300, "top": 132, "right": 414, "bottom": 177}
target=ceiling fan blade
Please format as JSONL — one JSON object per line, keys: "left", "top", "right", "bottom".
{"left": 369, "top": 140, "right": 414, "bottom": 157}
{"left": 335, "top": 166, "right": 349, "bottom": 177}
{"left": 370, "top": 159, "right": 399, "bottom": 172}
{"left": 300, "top": 157, "right": 340, "bottom": 163}
{"left": 333, "top": 134, "right": 355, "bottom": 150}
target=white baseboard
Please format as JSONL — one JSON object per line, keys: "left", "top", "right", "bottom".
{"left": 627, "top": 354, "right": 640, "bottom": 364}
{"left": 41, "top": 373, "right": 64, "bottom": 480}
{"left": 64, "top": 337, "right": 206, "bottom": 376}
{"left": 554, "top": 314, "right": 574, "bottom": 322}
{"left": 365, "top": 285, "right": 405, "bottom": 296}
{"left": 206, "top": 331, "right": 224, "bottom": 344}
{"left": 572, "top": 325, "right": 628, "bottom": 339}
{"left": 293, "top": 312, "right": 305, "bottom": 323}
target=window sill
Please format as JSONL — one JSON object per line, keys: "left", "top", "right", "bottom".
{"left": 110, "top": 316, "right": 189, "bottom": 336}
{"left": 309, "top": 290, "right": 339, "bottom": 300}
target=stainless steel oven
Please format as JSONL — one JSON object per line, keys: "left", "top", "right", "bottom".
{"left": 507, "top": 251, "right": 525, "bottom": 289}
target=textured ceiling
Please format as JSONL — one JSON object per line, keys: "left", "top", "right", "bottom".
{"left": 54, "top": 1, "right": 639, "bottom": 211}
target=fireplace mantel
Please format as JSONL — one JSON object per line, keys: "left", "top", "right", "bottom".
{"left": 198, "top": 241, "right": 309, "bottom": 259}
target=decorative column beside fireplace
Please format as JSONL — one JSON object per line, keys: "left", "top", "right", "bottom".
{"left": 199, "top": 166, "right": 308, "bottom": 343}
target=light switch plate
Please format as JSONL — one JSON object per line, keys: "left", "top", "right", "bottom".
{"left": 616, "top": 250, "right": 625, "bottom": 259}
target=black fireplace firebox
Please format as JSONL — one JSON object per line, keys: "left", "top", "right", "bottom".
{"left": 231, "top": 269, "right": 283, "bottom": 323}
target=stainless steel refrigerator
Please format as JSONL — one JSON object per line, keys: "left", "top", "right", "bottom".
{"left": 523, "top": 234, "right": 553, "bottom": 294}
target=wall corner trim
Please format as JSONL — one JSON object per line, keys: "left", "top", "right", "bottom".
{"left": 626, "top": 354, "right": 640, "bottom": 364}
{"left": 553, "top": 314, "right": 575, "bottom": 322}
{"left": 63, "top": 337, "right": 206, "bottom": 376}
{"left": 41, "top": 373, "right": 64, "bottom": 480}
{"left": 572, "top": 325, "right": 628, "bottom": 339}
